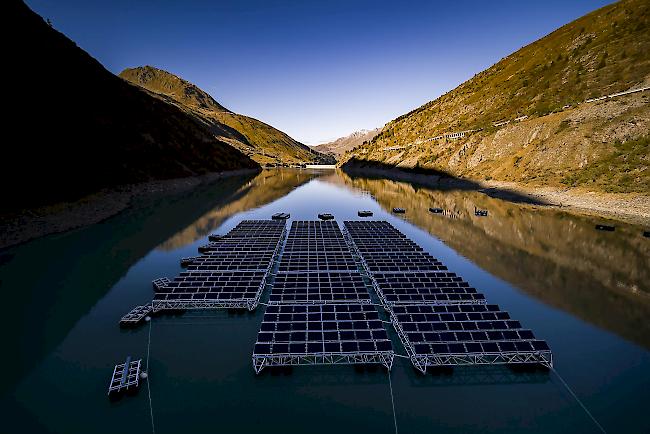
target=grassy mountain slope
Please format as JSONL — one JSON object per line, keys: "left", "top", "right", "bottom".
{"left": 120, "top": 66, "right": 333, "bottom": 165}
{"left": 314, "top": 128, "right": 381, "bottom": 157}
{"left": 342, "top": 0, "right": 649, "bottom": 194}
{"left": 5, "top": 1, "right": 257, "bottom": 210}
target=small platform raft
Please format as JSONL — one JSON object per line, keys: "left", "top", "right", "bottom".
{"left": 152, "top": 277, "right": 170, "bottom": 292}
{"left": 180, "top": 256, "right": 200, "bottom": 268}
{"left": 429, "top": 207, "right": 444, "bottom": 214}
{"left": 358, "top": 210, "right": 373, "bottom": 217}
{"left": 392, "top": 208, "right": 406, "bottom": 214}
{"left": 119, "top": 305, "right": 152, "bottom": 327}
{"left": 474, "top": 208, "right": 488, "bottom": 217}
{"left": 272, "top": 212, "right": 291, "bottom": 220}
{"left": 108, "top": 356, "right": 144, "bottom": 397}
{"left": 595, "top": 224, "right": 615, "bottom": 232}
{"left": 318, "top": 213, "right": 334, "bottom": 220}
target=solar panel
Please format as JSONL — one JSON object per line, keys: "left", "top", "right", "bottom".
{"left": 343, "top": 221, "right": 552, "bottom": 371}
{"left": 390, "top": 303, "right": 552, "bottom": 371}
{"left": 252, "top": 304, "right": 393, "bottom": 373}
{"left": 278, "top": 252, "right": 357, "bottom": 272}
{"left": 269, "top": 272, "right": 371, "bottom": 304}
{"left": 370, "top": 272, "right": 484, "bottom": 305}
{"left": 152, "top": 219, "right": 286, "bottom": 311}
{"left": 152, "top": 270, "right": 267, "bottom": 310}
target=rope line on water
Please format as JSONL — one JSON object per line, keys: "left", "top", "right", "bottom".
{"left": 388, "top": 369, "right": 399, "bottom": 434}
{"left": 146, "top": 320, "right": 156, "bottom": 434}
{"left": 551, "top": 367, "right": 606, "bottom": 434}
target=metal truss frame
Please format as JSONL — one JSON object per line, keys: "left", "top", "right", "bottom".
{"left": 252, "top": 351, "right": 394, "bottom": 374}
{"left": 151, "top": 227, "right": 287, "bottom": 313}
{"left": 390, "top": 313, "right": 552, "bottom": 373}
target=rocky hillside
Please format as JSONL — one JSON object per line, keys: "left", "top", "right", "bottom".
{"left": 5, "top": 1, "right": 257, "bottom": 210}
{"left": 314, "top": 128, "right": 380, "bottom": 157}
{"left": 120, "top": 66, "right": 333, "bottom": 165}
{"left": 341, "top": 0, "right": 649, "bottom": 194}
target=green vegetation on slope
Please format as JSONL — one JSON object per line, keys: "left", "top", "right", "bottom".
{"left": 561, "top": 135, "right": 649, "bottom": 192}
{"left": 343, "top": 0, "right": 650, "bottom": 193}
{"left": 120, "top": 66, "right": 333, "bottom": 165}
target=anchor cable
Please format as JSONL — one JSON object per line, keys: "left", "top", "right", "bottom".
{"left": 146, "top": 320, "right": 156, "bottom": 434}
{"left": 551, "top": 367, "right": 606, "bottom": 434}
{"left": 388, "top": 369, "right": 399, "bottom": 434}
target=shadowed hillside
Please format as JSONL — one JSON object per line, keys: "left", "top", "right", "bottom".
{"left": 4, "top": 2, "right": 257, "bottom": 210}
{"left": 341, "top": 0, "right": 649, "bottom": 194}
{"left": 120, "top": 66, "right": 334, "bottom": 165}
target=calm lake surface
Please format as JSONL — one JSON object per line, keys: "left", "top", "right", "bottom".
{"left": 2, "top": 169, "right": 649, "bottom": 434}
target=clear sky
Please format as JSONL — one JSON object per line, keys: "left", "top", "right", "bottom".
{"left": 27, "top": 0, "right": 612, "bottom": 145}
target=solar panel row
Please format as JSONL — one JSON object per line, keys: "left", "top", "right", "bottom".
{"left": 252, "top": 221, "right": 394, "bottom": 373}
{"left": 343, "top": 221, "right": 553, "bottom": 372}
{"left": 152, "top": 220, "right": 285, "bottom": 311}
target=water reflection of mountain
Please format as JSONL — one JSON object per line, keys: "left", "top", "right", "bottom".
{"left": 1, "top": 173, "right": 258, "bottom": 395}
{"left": 337, "top": 172, "right": 650, "bottom": 349}
{"left": 158, "top": 169, "right": 322, "bottom": 250}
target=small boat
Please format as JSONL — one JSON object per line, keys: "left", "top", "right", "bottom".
{"left": 643, "top": 231, "right": 650, "bottom": 238}
{"left": 392, "top": 208, "right": 405, "bottom": 214}
{"left": 429, "top": 207, "right": 443, "bottom": 214}
{"left": 474, "top": 207, "right": 488, "bottom": 217}
{"left": 358, "top": 210, "right": 373, "bottom": 217}
{"left": 595, "top": 224, "right": 615, "bottom": 232}
{"left": 272, "top": 212, "right": 290, "bottom": 220}
{"left": 318, "top": 213, "right": 334, "bottom": 220}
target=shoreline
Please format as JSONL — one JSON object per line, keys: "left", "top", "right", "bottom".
{"left": 0, "top": 168, "right": 259, "bottom": 250}
{"left": 340, "top": 165, "right": 650, "bottom": 226}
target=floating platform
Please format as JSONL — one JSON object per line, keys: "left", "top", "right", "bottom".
{"left": 272, "top": 212, "right": 291, "bottom": 220}
{"left": 108, "top": 356, "right": 143, "bottom": 396}
{"left": 318, "top": 213, "right": 334, "bottom": 220}
{"left": 357, "top": 210, "right": 373, "bottom": 217}
{"left": 252, "top": 304, "right": 393, "bottom": 373}
{"left": 392, "top": 208, "right": 406, "bottom": 214}
{"left": 150, "top": 220, "right": 286, "bottom": 312}
{"left": 119, "top": 305, "right": 152, "bottom": 327}
{"left": 429, "top": 207, "right": 444, "bottom": 214}
{"left": 595, "top": 224, "right": 615, "bottom": 232}
{"left": 252, "top": 220, "right": 394, "bottom": 373}
{"left": 343, "top": 220, "right": 552, "bottom": 372}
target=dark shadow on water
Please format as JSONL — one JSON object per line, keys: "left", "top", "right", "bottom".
{"left": 340, "top": 158, "right": 549, "bottom": 205}
{"left": 0, "top": 170, "right": 325, "bottom": 397}
{"left": 406, "top": 364, "right": 551, "bottom": 387}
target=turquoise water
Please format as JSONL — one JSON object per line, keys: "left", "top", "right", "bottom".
{"left": 2, "top": 169, "right": 649, "bottom": 433}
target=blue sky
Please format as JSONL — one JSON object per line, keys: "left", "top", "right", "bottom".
{"left": 27, "top": 0, "right": 612, "bottom": 144}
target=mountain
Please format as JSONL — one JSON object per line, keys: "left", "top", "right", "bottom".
{"left": 314, "top": 128, "right": 381, "bottom": 157}
{"left": 120, "top": 66, "right": 333, "bottom": 165}
{"left": 341, "top": 0, "right": 649, "bottom": 194}
{"left": 4, "top": 1, "right": 257, "bottom": 210}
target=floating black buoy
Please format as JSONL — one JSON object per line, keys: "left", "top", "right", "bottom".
{"left": 393, "top": 208, "right": 405, "bottom": 214}
{"left": 429, "top": 207, "right": 443, "bottom": 214}
{"left": 595, "top": 224, "right": 615, "bottom": 232}
{"left": 318, "top": 213, "right": 334, "bottom": 220}
{"left": 272, "top": 212, "right": 290, "bottom": 220}
{"left": 358, "top": 210, "right": 373, "bottom": 217}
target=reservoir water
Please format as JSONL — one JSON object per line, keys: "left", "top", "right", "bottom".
{"left": 2, "top": 169, "right": 648, "bottom": 433}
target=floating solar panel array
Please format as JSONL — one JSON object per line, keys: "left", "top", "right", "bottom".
{"left": 151, "top": 220, "right": 286, "bottom": 312}
{"left": 344, "top": 221, "right": 552, "bottom": 373}
{"left": 252, "top": 221, "right": 394, "bottom": 373}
